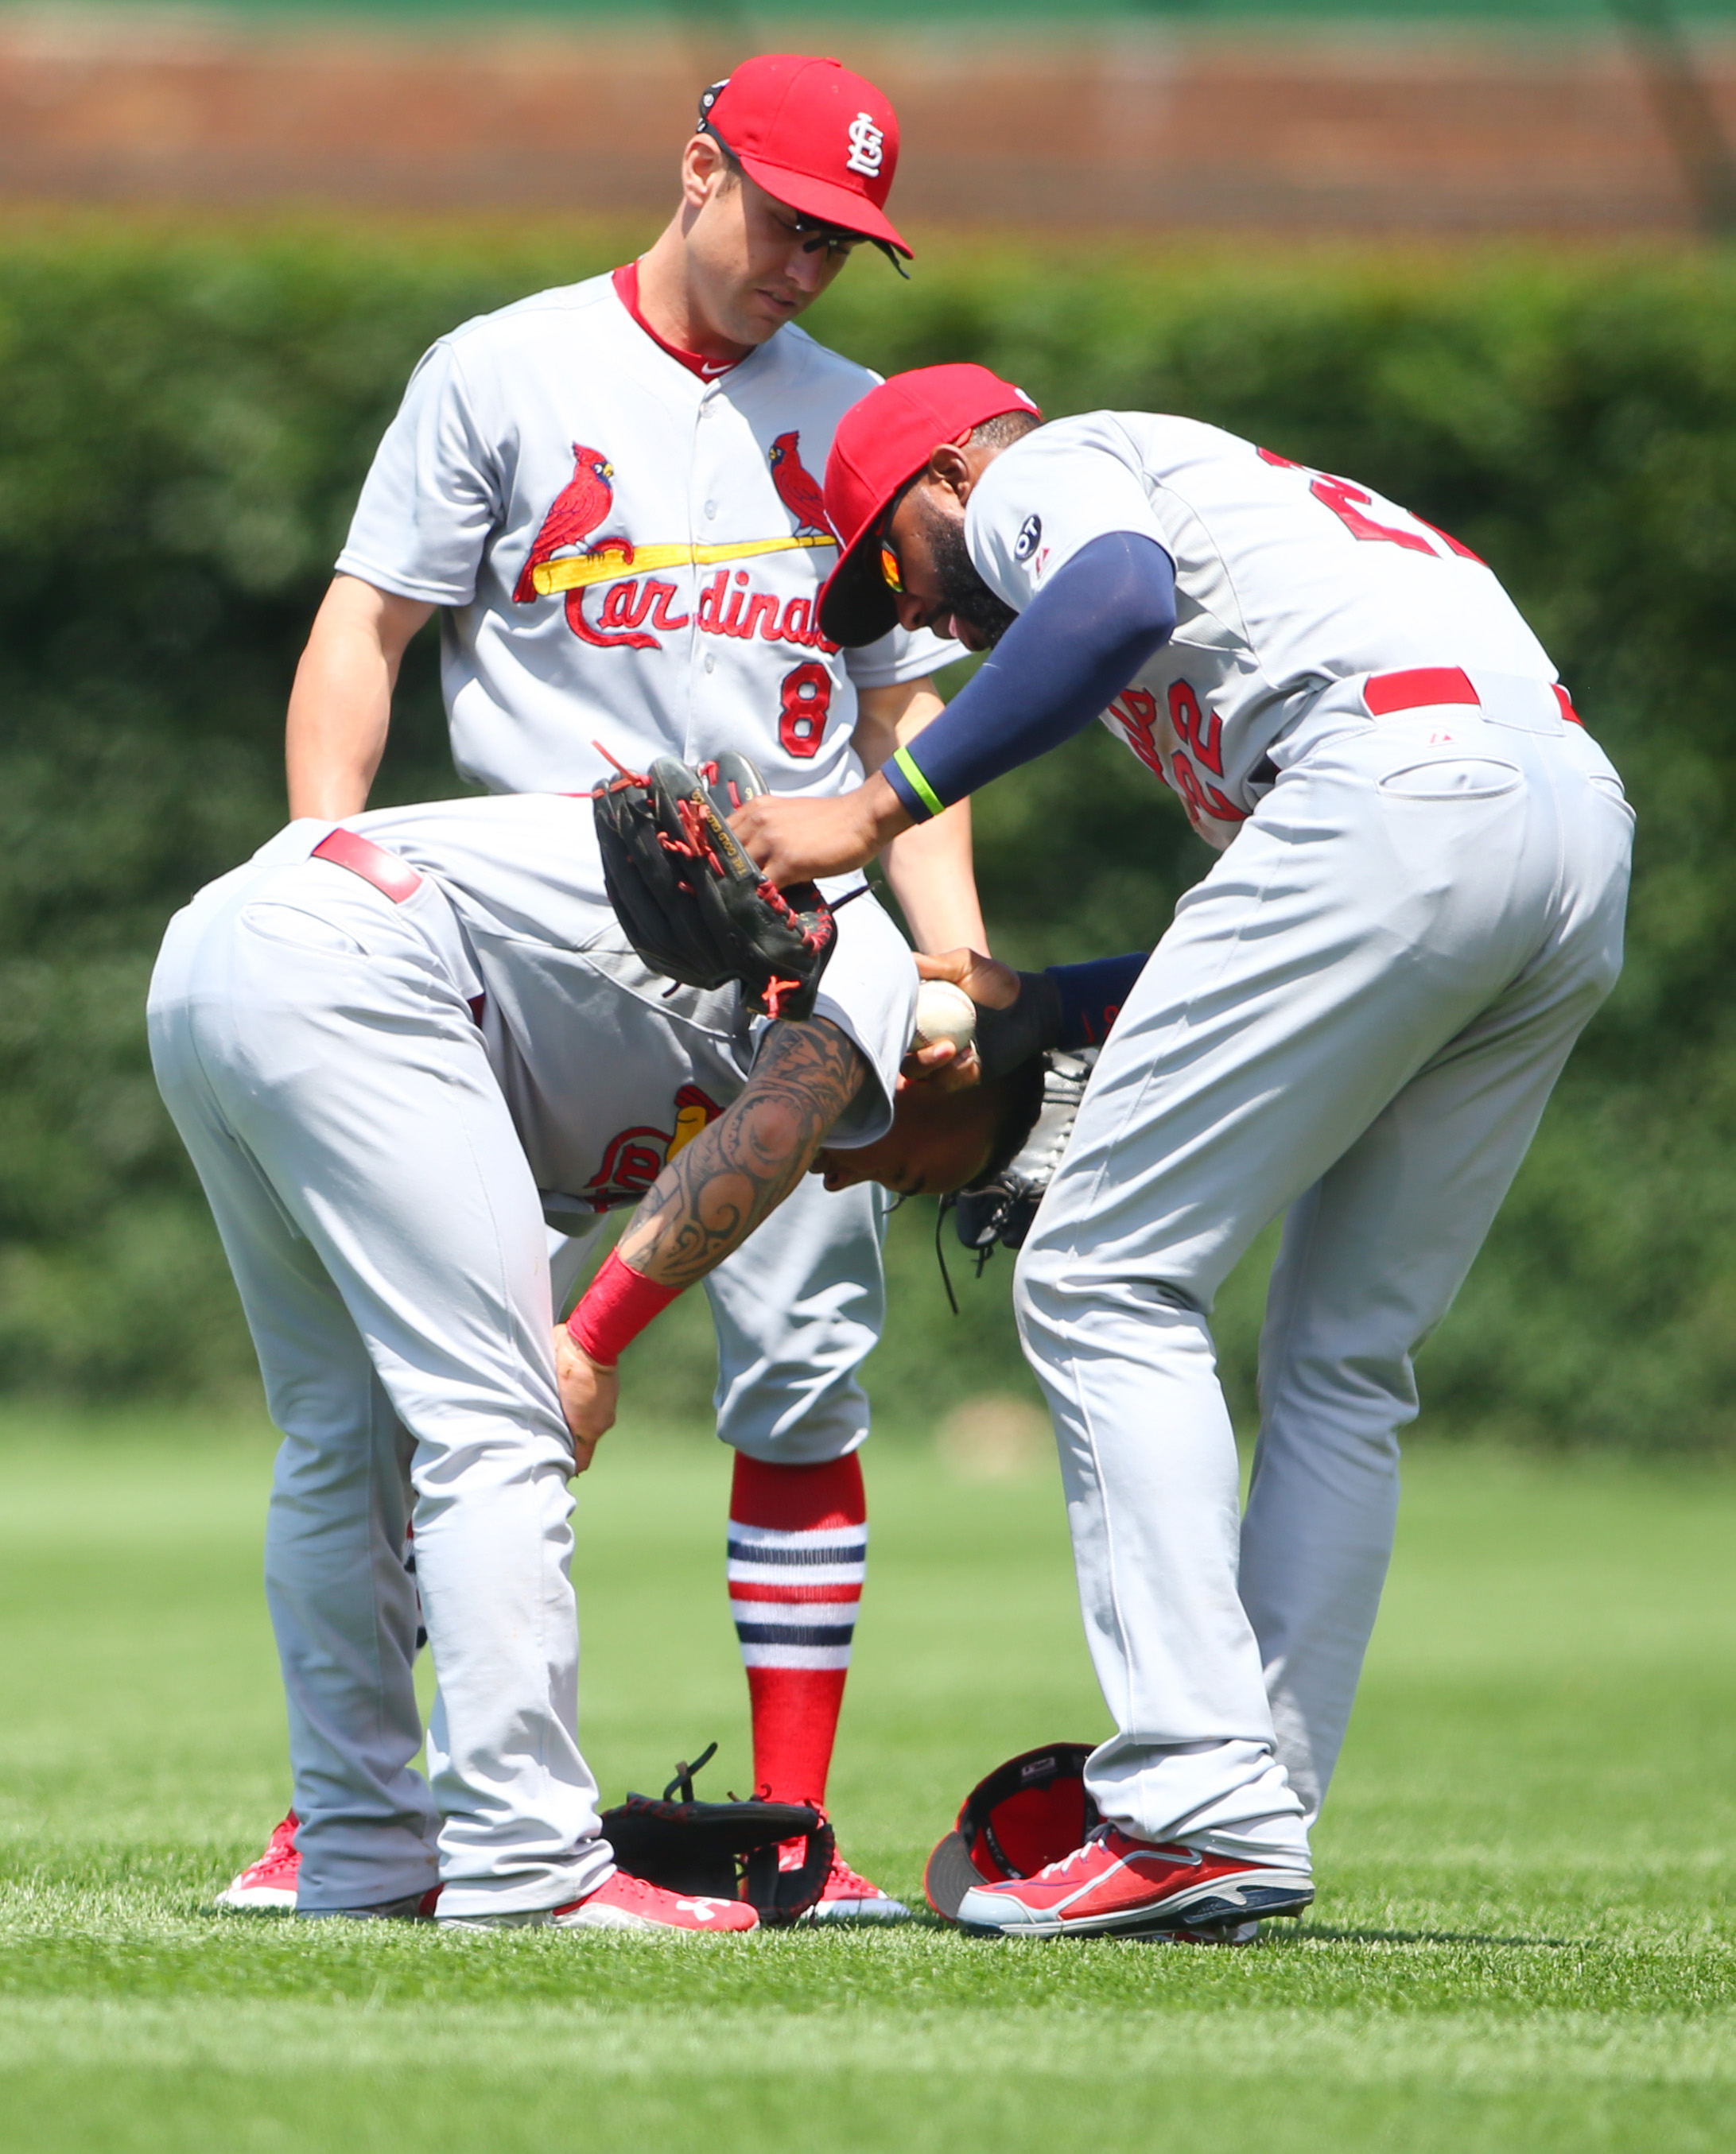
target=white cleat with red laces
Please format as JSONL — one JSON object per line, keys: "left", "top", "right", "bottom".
{"left": 957, "top": 1826, "right": 1312, "bottom": 1940}
{"left": 215, "top": 1810, "right": 301, "bottom": 1911}
{"left": 438, "top": 1868, "right": 759, "bottom": 1935}
{"left": 807, "top": 1845, "right": 911, "bottom": 1923}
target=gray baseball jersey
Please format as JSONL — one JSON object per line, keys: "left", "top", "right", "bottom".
{"left": 336, "top": 270, "right": 959, "bottom": 798}
{"left": 966, "top": 412, "right": 1558, "bottom": 848}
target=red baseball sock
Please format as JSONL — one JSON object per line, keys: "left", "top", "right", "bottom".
{"left": 728, "top": 1452, "right": 866, "bottom": 1808}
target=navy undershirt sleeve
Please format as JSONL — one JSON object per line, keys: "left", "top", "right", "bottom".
{"left": 1047, "top": 953, "right": 1149, "bottom": 1050}
{"left": 882, "top": 530, "right": 1177, "bottom": 821}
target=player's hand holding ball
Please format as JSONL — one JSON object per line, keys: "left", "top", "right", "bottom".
{"left": 552, "top": 1325, "right": 619, "bottom": 1473}
{"left": 912, "top": 946, "right": 1070, "bottom": 1085}
{"left": 900, "top": 948, "right": 1023, "bottom": 1092}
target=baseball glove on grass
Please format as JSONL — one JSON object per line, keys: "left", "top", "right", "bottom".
{"left": 593, "top": 750, "right": 837, "bottom": 1021}
{"left": 600, "top": 1744, "right": 835, "bottom": 1926}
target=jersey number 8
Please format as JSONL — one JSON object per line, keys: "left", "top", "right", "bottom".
{"left": 779, "top": 661, "right": 832, "bottom": 759}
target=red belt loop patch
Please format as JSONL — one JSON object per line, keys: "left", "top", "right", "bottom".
{"left": 310, "top": 828, "right": 423, "bottom": 903}
{"left": 1363, "top": 666, "right": 1480, "bottom": 716}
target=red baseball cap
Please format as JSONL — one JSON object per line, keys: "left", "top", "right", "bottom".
{"left": 818, "top": 363, "right": 1043, "bottom": 647}
{"left": 923, "top": 1744, "right": 1100, "bottom": 1922}
{"left": 701, "top": 56, "right": 909, "bottom": 261}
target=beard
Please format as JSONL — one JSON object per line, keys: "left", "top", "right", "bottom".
{"left": 920, "top": 499, "right": 1020, "bottom": 649}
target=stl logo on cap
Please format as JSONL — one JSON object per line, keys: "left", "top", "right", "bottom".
{"left": 845, "top": 113, "right": 885, "bottom": 178}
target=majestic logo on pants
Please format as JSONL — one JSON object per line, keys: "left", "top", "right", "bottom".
{"left": 583, "top": 1085, "right": 721, "bottom": 1210}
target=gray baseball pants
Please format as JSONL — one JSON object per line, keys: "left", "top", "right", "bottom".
{"left": 150, "top": 840, "right": 611, "bottom": 1917}
{"left": 1015, "top": 677, "right": 1633, "bottom": 1863}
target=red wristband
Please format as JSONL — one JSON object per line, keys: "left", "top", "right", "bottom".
{"left": 566, "top": 1248, "right": 681, "bottom": 1367}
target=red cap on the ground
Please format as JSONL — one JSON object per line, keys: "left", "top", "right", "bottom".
{"left": 818, "top": 363, "right": 1043, "bottom": 646}
{"left": 701, "top": 56, "right": 909, "bottom": 259}
{"left": 922, "top": 1745, "right": 1100, "bottom": 1923}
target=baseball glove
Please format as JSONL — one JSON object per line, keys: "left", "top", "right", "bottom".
{"left": 593, "top": 750, "right": 837, "bottom": 1021}
{"left": 946, "top": 1049, "right": 1097, "bottom": 1262}
{"left": 599, "top": 1743, "right": 835, "bottom": 1927}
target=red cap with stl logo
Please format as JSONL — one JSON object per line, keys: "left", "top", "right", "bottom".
{"left": 818, "top": 363, "right": 1043, "bottom": 647}
{"left": 701, "top": 56, "right": 908, "bottom": 259}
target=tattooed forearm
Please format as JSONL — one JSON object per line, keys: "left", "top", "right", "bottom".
{"left": 616, "top": 1019, "right": 869, "bottom": 1290}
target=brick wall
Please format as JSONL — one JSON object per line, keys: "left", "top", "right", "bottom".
{"left": 1, "top": 13, "right": 1731, "bottom": 233}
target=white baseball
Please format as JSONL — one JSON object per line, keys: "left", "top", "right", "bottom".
{"left": 911, "top": 979, "right": 977, "bottom": 1055}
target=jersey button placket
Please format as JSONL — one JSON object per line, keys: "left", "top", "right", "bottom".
{"left": 691, "top": 399, "right": 721, "bottom": 754}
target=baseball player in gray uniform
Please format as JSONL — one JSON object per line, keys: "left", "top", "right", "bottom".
{"left": 152, "top": 797, "right": 1040, "bottom": 1927}
{"left": 224, "top": 54, "right": 974, "bottom": 1915}
{"left": 732, "top": 364, "right": 1634, "bottom": 1939}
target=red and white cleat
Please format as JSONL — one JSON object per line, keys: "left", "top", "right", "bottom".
{"left": 808, "top": 1845, "right": 911, "bottom": 1923}
{"left": 957, "top": 1826, "right": 1312, "bottom": 1940}
{"left": 215, "top": 1810, "right": 301, "bottom": 1911}
{"left": 439, "top": 1869, "right": 759, "bottom": 1935}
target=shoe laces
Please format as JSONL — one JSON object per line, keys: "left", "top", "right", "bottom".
{"left": 1033, "top": 1824, "right": 1114, "bottom": 1883}
{"left": 240, "top": 1811, "right": 299, "bottom": 1881}
{"left": 824, "top": 1848, "right": 883, "bottom": 1900}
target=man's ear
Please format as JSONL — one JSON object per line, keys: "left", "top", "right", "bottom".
{"left": 930, "top": 437, "right": 1008, "bottom": 508}
{"left": 927, "top": 441, "right": 976, "bottom": 506}
{"left": 681, "top": 133, "right": 731, "bottom": 208}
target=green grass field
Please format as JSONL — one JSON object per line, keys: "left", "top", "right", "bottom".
{"left": 3, "top": 1415, "right": 1736, "bottom": 2152}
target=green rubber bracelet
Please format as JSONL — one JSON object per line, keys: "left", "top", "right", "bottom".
{"left": 891, "top": 745, "right": 946, "bottom": 821}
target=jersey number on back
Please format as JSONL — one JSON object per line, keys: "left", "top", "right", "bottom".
{"left": 1257, "top": 448, "right": 1483, "bottom": 565}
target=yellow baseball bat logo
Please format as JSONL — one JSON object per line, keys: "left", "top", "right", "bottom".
{"left": 530, "top": 532, "right": 836, "bottom": 598}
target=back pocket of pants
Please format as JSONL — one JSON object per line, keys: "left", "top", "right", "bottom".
{"left": 1377, "top": 757, "right": 1522, "bottom": 800}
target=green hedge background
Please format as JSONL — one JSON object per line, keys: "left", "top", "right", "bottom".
{"left": 2, "top": 219, "right": 1730, "bottom": 1445}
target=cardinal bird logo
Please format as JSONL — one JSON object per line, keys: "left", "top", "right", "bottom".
{"left": 583, "top": 1085, "right": 721, "bottom": 1209}
{"left": 514, "top": 444, "right": 621, "bottom": 604}
{"left": 768, "top": 432, "right": 830, "bottom": 538}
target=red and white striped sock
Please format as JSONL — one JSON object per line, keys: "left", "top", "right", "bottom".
{"left": 727, "top": 1452, "right": 866, "bottom": 1808}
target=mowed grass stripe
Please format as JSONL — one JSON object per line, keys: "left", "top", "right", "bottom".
{"left": 6, "top": 1994, "right": 1736, "bottom": 2082}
